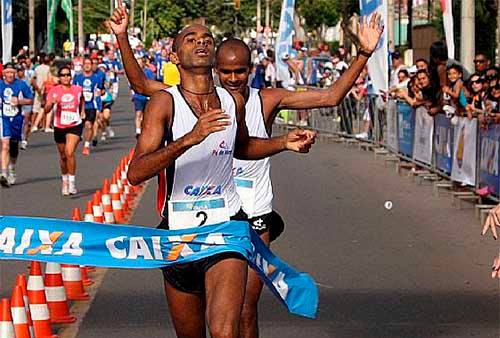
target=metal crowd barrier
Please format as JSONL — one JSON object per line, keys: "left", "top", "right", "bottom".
{"left": 277, "top": 90, "right": 500, "bottom": 202}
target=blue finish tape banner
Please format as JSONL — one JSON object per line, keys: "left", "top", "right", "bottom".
{"left": 397, "top": 102, "right": 415, "bottom": 158}
{"left": 434, "top": 114, "right": 454, "bottom": 174}
{"left": 478, "top": 124, "right": 500, "bottom": 197}
{"left": 0, "top": 216, "right": 318, "bottom": 319}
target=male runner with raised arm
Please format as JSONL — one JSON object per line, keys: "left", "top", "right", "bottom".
{"left": 120, "top": 9, "right": 316, "bottom": 338}
{"left": 110, "top": 6, "right": 382, "bottom": 337}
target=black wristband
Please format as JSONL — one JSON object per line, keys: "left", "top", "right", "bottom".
{"left": 358, "top": 49, "right": 372, "bottom": 58}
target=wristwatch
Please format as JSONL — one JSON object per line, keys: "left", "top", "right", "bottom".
{"left": 358, "top": 49, "right": 373, "bottom": 58}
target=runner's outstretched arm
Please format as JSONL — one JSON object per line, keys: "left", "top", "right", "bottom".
{"left": 128, "top": 91, "right": 232, "bottom": 185}
{"left": 109, "top": 1, "right": 167, "bottom": 96}
{"left": 232, "top": 92, "right": 316, "bottom": 160}
{"left": 262, "top": 13, "right": 384, "bottom": 116}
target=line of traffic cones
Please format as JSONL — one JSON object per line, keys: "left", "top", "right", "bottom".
{"left": 3, "top": 149, "right": 145, "bottom": 337}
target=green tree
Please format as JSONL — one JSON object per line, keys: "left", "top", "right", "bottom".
{"left": 296, "top": 0, "right": 340, "bottom": 40}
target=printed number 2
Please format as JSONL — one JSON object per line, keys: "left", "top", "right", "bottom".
{"left": 196, "top": 211, "right": 208, "bottom": 226}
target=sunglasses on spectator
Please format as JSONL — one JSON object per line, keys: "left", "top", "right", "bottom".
{"left": 59, "top": 73, "right": 71, "bottom": 77}
{"left": 471, "top": 79, "right": 483, "bottom": 84}
{"left": 474, "top": 59, "right": 486, "bottom": 64}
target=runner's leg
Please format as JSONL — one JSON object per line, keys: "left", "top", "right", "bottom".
{"left": 65, "top": 133, "right": 80, "bottom": 175}
{"left": 65, "top": 133, "right": 80, "bottom": 194}
{"left": 163, "top": 281, "right": 206, "bottom": 338}
{"left": 1, "top": 138, "right": 10, "bottom": 178}
{"left": 205, "top": 258, "right": 247, "bottom": 338}
{"left": 239, "top": 232, "right": 270, "bottom": 338}
{"left": 56, "top": 142, "right": 68, "bottom": 175}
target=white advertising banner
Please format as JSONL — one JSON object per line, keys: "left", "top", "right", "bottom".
{"left": 451, "top": 117, "right": 478, "bottom": 186}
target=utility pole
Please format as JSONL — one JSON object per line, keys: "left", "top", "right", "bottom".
{"left": 78, "top": 0, "right": 84, "bottom": 53}
{"left": 387, "top": 0, "right": 394, "bottom": 52}
{"left": 497, "top": 0, "right": 500, "bottom": 65}
{"left": 29, "top": 0, "right": 35, "bottom": 56}
{"left": 407, "top": 0, "right": 412, "bottom": 49}
{"left": 257, "top": 0, "right": 261, "bottom": 31}
{"left": 130, "top": 0, "right": 135, "bottom": 31}
{"left": 142, "top": 0, "right": 147, "bottom": 42}
{"left": 110, "top": 0, "right": 114, "bottom": 16}
{"left": 265, "top": 0, "right": 270, "bottom": 29}
{"left": 460, "top": 0, "right": 474, "bottom": 72}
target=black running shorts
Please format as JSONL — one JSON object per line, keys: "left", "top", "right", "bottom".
{"left": 159, "top": 209, "right": 248, "bottom": 294}
{"left": 248, "top": 210, "right": 285, "bottom": 242}
{"left": 83, "top": 109, "right": 97, "bottom": 123}
{"left": 53, "top": 124, "right": 83, "bottom": 144}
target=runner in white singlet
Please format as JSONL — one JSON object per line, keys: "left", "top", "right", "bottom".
{"left": 109, "top": 6, "right": 383, "bottom": 335}
{"left": 111, "top": 8, "right": 316, "bottom": 337}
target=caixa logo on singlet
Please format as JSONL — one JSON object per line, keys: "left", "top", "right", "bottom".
{"left": 184, "top": 185, "right": 223, "bottom": 196}
{"left": 61, "top": 94, "right": 75, "bottom": 103}
{"left": 212, "top": 140, "right": 232, "bottom": 157}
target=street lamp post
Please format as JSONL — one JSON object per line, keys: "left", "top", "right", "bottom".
{"left": 29, "top": 0, "right": 35, "bottom": 56}
{"left": 78, "top": 0, "right": 84, "bottom": 53}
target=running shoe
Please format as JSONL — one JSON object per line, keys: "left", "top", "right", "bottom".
{"left": 92, "top": 139, "right": 98, "bottom": 147}
{"left": 82, "top": 146, "right": 90, "bottom": 156}
{"left": 0, "top": 175, "right": 10, "bottom": 188}
{"left": 107, "top": 127, "right": 115, "bottom": 138}
{"left": 355, "top": 132, "right": 368, "bottom": 139}
{"left": 68, "top": 182, "right": 77, "bottom": 195}
{"left": 100, "top": 134, "right": 107, "bottom": 142}
{"left": 20, "top": 140, "right": 28, "bottom": 150}
{"left": 45, "top": 128, "right": 54, "bottom": 133}
{"left": 7, "top": 172, "right": 16, "bottom": 185}
{"left": 62, "top": 181, "right": 69, "bottom": 196}
{"left": 30, "top": 126, "right": 39, "bottom": 133}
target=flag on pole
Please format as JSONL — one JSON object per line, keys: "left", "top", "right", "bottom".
{"left": 47, "top": 0, "right": 60, "bottom": 52}
{"left": 440, "top": 0, "right": 455, "bottom": 59}
{"left": 1, "top": 0, "right": 13, "bottom": 64}
{"left": 359, "top": 0, "right": 389, "bottom": 92}
{"left": 61, "top": 0, "right": 74, "bottom": 42}
{"left": 275, "top": 0, "right": 295, "bottom": 88}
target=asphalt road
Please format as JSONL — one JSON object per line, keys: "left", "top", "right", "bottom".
{"left": 1, "top": 83, "right": 498, "bottom": 338}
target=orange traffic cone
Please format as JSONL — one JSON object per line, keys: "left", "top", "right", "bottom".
{"left": 11, "top": 286, "right": 31, "bottom": 338}
{"left": 61, "top": 265, "right": 89, "bottom": 301}
{"left": 110, "top": 178, "right": 124, "bottom": 223}
{"left": 80, "top": 266, "right": 94, "bottom": 286}
{"left": 92, "top": 192, "right": 104, "bottom": 223}
{"left": 72, "top": 208, "right": 81, "bottom": 222}
{"left": 16, "top": 274, "right": 34, "bottom": 338}
{"left": 101, "top": 179, "right": 115, "bottom": 224}
{"left": 44, "top": 263, "right": 75, "bottom": 324}
{"left": 0, "top": 298, "right": 15, "bottom": 338}
{"left": 84, "top": 201, "right": 94, "bottom": 222}
{"left": 27, "top": 262, "right": 57, "bottom": 338}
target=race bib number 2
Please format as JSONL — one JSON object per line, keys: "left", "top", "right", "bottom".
{"left": 168, "top": 197, "right": 230, "bottom": 230}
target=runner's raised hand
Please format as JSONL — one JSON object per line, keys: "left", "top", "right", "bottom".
{"left": 108, "top": 0, "right": 129, "bottom": 36}
{"left": 358, "top": 13, "right": 384, "bottom": 54}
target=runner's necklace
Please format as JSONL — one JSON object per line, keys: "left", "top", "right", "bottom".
{"left": 180, "top": 86, "right": 215, "bottom": 96}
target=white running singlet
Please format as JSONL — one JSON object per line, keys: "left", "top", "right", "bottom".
{"left": 233, "top": 87, "right": 273, "bottom": 218}
{"left": 157, "top": 85, "right": 242, "bottom": 230}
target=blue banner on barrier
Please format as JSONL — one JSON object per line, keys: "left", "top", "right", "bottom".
{"left": 478, "top": 125, "right": 500, "bottom": 197}
{"left": 0, "top": 216, "right": 318, "bottom": 318}
{"left": 397, "top": 102, "right": 415, "bottom": 157}
{"left": 434, "top": 114, "right": 454, "bottom": 174}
